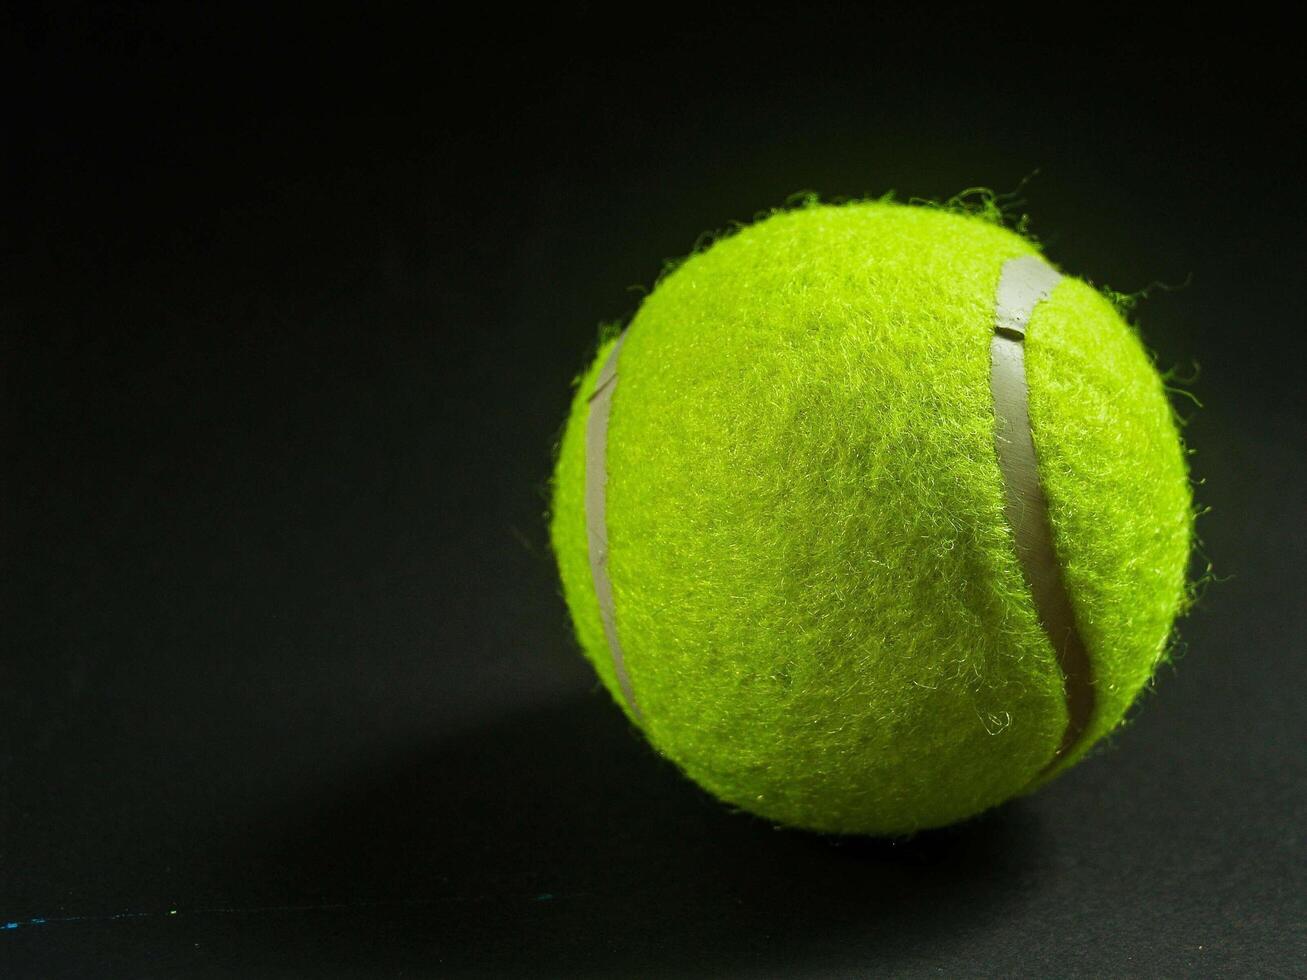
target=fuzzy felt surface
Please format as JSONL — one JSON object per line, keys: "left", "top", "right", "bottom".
{"left": 550, "top": 202, "right": 1192, "bottom": 835}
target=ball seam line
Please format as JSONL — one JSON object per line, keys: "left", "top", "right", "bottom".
{"left": 989, "top": 255, "right": 1096, "bottom": 770}
{"left": 584, "top": 332, "right": 643, "bottom": 720}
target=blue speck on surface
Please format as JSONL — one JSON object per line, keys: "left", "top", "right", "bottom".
{"left": 534, "top": 893, "right": 554, "bottom": 902}
{"left": 4, "top": 923, "right": 17, "bottom": 930}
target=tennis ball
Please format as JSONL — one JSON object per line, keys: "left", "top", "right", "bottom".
{"left": 550, "top": 200, "right": 1192, "bottom": 836}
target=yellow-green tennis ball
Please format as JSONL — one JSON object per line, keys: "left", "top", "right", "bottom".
{"left": 550, "top": 201, "right": 1192, "bottom": 836}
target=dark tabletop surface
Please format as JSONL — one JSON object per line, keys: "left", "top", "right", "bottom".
{"left": 2, "top": 6, "right": 1304, "bottom": 977}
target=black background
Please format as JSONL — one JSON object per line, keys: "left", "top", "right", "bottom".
{"left": 3, "top": 5, "right": 1305, "bottom": 977}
